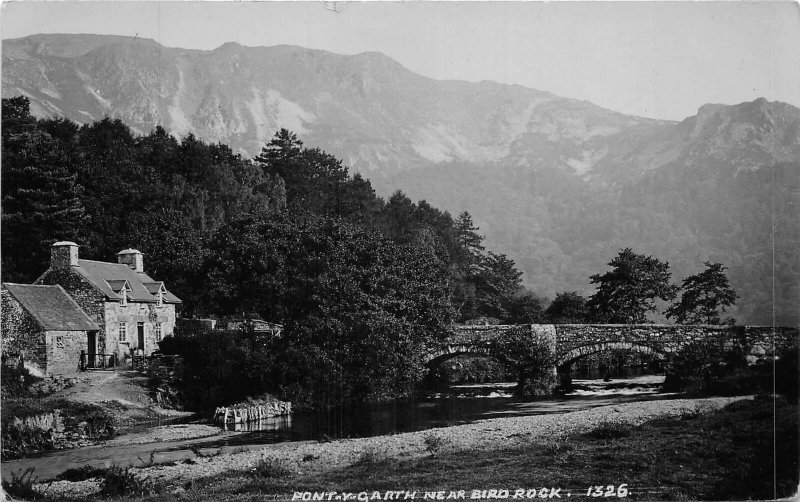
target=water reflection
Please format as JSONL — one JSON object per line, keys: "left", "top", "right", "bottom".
{"left": 221, "top": 414, "right": 292, "bottom": 432}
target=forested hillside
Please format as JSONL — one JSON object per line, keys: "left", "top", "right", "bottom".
{"left": 1, "top": 96, "right": 539, "bottom": 326}
{"left": 5, "top": 35, "right": 798, "bottom": 325}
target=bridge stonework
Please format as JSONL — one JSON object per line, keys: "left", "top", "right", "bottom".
{"left": 431, "top": 324, "right": 799, "bottom": 394}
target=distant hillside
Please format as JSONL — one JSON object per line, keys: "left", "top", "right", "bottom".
{"left": 4, "top": 34, "right": 799, "bottom": 324}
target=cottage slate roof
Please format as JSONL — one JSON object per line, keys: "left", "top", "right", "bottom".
{"left": 142, "top": 282, "right": 165, "bottom": 295}
{"left": 73, "top": 259, "right": 182, "bottom": 304}
{"left": 3, "top": 283, "right": 100, "bottom": 331}
{"left": 105, "top": 279, "right": 130, "bottom": 293}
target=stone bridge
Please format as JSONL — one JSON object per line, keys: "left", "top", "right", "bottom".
{"left": 428, "top": 324, "right": 799, "bottom": 393}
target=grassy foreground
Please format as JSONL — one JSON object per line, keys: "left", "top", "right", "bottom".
{"left": 82, "top": 396, "right": 798, "bottom": 502}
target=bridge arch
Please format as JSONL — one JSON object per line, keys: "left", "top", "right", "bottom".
{"left": 556, "top": 341, "right": 668, "bottom": 368}
{"left": 426, "top": 346, "right": 504, "bottom": 368}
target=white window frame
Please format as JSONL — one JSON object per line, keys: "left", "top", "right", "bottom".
{"left": 119, "top": 322, "right": 128, "bottom": 343}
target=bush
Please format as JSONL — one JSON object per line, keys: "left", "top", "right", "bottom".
{"left": 663, "top": 341, "right": 766, "bottom": 395}
{"left": 0, "top": 363, "right": 42, "bottom": 399}
{"left": 423, "top": 431, "right": 447, "bottom": 453}
{"left": 353, "top": 446, "right": 387, "bottom": 466}
{"left": 583, "top": 420, "right": 632, "bottom": 440}
{"left": 56, "top": 465, "right": 107, "bottom": 482}
{"left": 1, "top": 467, "right": 39, "bottom": 500}
{"left": 100, "top": 465, "right": 156, "bottom": 497}
{"left": 436, "top": 356, "right": 513, "bottom": 385}
{"left": 490, "top": 326, "right": 557, "bottom": 397}
{"left": 252, "top": 457, "right": 294, "bottom": 478}
{"left": 775, "top": 343, "right": 799, "bottom": 403}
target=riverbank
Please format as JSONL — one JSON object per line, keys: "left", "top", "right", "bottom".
{"left": 26, "top": 394, "right": 794, "bottom": 500}
{"left": 1, "top": 368, "right": 196, "bottom": 461}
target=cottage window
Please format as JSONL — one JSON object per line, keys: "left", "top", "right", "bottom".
{"left": 157, "top": 291, "right": 163, "bottom": 307}
{"left": 120, "top": 289, "right": 128, "bottom": 306}
{"left": 55, "top": 336, "right": 64, "bottom": 349}
{"left": 155, "top": 323, "right": 162, "bottom": 342}
{"left": 119, "top": 322, "right": 128, "bottom": 343}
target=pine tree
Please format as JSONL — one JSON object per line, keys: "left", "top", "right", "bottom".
{"left": 1, "top": 97, "right": 86, "bottom": 282}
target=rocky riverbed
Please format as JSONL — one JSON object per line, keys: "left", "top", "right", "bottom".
{"left": 33, "top": 395, "right": 749, "bottom": 499}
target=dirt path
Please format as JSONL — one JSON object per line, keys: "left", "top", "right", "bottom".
{"left": 51, "top": 368, "right": 192, "bottom": 426}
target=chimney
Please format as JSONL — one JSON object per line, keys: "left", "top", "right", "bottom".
{"left": 51, "top": 241, "right": 79, "bottom": 270}
{"left": 117, "top": 249, "right": 144, "bottom": 273}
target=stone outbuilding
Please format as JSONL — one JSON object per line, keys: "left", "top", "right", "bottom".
{"left": 1, "top": 283, "right": 100, "bottom": 376}
{"left": 34, "top": 241, "right": 182, "bottom": 362}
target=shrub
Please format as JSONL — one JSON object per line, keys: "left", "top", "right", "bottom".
{"left": 423, "top": 431, "right": 447, "bottom": 453}
{"left": 56, "top": 465, "right": 107, "bottom": 482}
{"left": 775, "top": 343, "right": 799, "bottom": 403}
{"left": 583, "top": 420, "right": 632, "bottom": 440}
{"left": 0, "top": 363, "right": 42, "bottom": 399}
{"left": 353, "top": 446, "right": 387, "bottom": 466}
{"left": 252, "top": 457, "right": 294, "bottom": 478}
{"left": 540, "top": 439, "right": 574, "bottom": 455}
{"left": 1, "top": 467, "right": 39, "bottom": 500}
{"left": 100, "top": 465, "right": 156, "bottom": 497}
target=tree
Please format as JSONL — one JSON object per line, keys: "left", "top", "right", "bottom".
{"left": 666, "top": 261, "right": 739, "bottom": 324}
{"left": 475, "top": 251, "right": 524, "bottom": 320}
{"left": 507, "top": 292, "right": 546, "bottom": 324}
{"left": 453, "top": 211, "right": 485, "bottom": 261}
{"left": 490, "top": 326, "right": 556, "bottom": 396}
{"left": 545, "top": 291, "right": 590, "bottom": 324}
{"left": 1, "top": 97, "right": 86, "bottom": 282}
{"left": 587, "top": 248, "right": 677, "bottom": 323}
{"left": 201, "top": 210, "right": 454, "bottom": 405}
{"left": 254, "top": 129, "right": 350, "bottom": 215}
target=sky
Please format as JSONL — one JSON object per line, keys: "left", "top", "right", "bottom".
{"left": 2, "top": 1, "right": 799, "bottom": 121}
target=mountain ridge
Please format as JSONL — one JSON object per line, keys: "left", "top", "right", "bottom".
{"left": 3, "top": 33, "right": 799, "bottom": 325}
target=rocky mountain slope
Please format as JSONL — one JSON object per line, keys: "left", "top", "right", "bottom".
{"left": 3, "top": 34, "right": 799, "bottom": 324}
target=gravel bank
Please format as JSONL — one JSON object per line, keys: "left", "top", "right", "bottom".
{"left": 34, "top": 395, "right": 750, "bottom": 499}
{"left": 103, "top": 424, "right": 225, "bottom": 447}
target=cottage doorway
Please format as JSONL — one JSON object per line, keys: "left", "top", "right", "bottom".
{"left": 87, "top": 332, "right": 96, "bottom": 368}
{"left": 137, "top": 322, "right": 145, "bottom": 351}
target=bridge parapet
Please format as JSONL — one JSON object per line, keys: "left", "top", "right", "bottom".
{"left": 441, "top": 324, "right": 798, "bottom": 367}
{"left": 448, "top": 325, "right": 519, "bottom": 344}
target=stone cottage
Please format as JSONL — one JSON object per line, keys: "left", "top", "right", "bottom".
{"left": 34, "top": 241, "right": 182, "bottom": 362}
{"left": 1, "top": 283, "right": 100, "bottom": 376}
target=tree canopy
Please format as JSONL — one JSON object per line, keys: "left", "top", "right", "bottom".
{"left": 666, "top": 261, "right": 738, "bottom": 324}
{"left": 1, "top": 96, "right": 535, "bottom": 405}
{"left": 587, "top": 248, "right": 677, "bottom": 323}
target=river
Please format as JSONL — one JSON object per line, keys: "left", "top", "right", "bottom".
{"left": 1, "top": 374, "right": 668, "bottom": 481}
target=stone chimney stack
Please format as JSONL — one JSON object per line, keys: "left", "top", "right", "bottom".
{"left": 117, "top": 249, "right": 144, "bottom": 273}
{"left": 51, "top": 241, "right": 79, "bottom": 270}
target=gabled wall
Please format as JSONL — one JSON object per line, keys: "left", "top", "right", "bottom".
{"left": 1, "top": 290, "right": 89, "bottom": 376}
{"left": 36, "top": 268, "right": 108, "bottom": 352}
{"left": 1, "top": 289, "right": 47, "bottom": 376}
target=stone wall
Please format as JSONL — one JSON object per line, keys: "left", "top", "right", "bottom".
{"left": 105, "top": 302, "right": 176, "bottom": 360}
{"left": 45, "top": 330, "right": 88, "bottom": 376}
{"left": 552, "top": 324, "right": 799, "bottom": 365}
{"left": 1, "top": 289, "right": 47, "bottom": 376}
{"left": 36, "top": 267, "right": 178, "bottom": 361}
{"left": 36, "top": 268, "right": 108, "bottom": 353}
